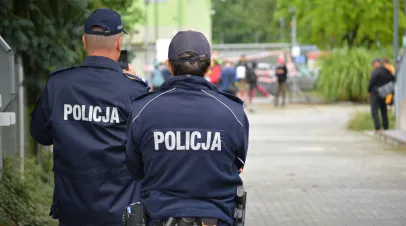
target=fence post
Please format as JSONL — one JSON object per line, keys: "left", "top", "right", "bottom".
{"left": 17, "top": 56, "right": 25, "bottom": 179}
{"left": 0, "top": 36, "right": 17, "bottom": 182}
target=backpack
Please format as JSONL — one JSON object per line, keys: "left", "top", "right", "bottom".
{"left": 152, "top": 69, "right": 165, "bottom": 87}
{"left": 246, "top": 67, "right": 257, "bottom": 83}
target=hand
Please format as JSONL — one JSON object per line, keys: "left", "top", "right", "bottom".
{"left": 368, "top": 92, "right": 371, "bottom": 96}
{"left": 239, "top": 168, "right": 243, "bottom": 174}
{"left": 123, "top": 63, "right": 136, "bottom": 75}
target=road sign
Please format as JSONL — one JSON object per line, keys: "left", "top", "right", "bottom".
{"left": 292, "top": 45, "right": 300, "bottom": 57}
{"left": 294, "top": 55, "right": 306, "bottom": 64}
{"left": 155, "top": 39, "right": 171, "bottom": 63}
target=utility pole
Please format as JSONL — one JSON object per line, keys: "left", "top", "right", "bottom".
{"left": 154, "top": 0, "right": 159, "bottom": 41}
{"left": 178, "top": 0, "right": 182, "bottom": 31}
{"left": 395, "top": 0, "right": 400, "bottom": 120}
{"left": 220, "top": 32, "right": 224, "bottom": 44}
{"left": 280, "top": 18, "right": 285, "bottom": 42}
{"left": 290, "top": 7, "right": 297, "bottom": 46}
{"left": 17, "top": 56, "right": 25, "bottom": 180}
{"left": 154, "top": 0, "right": 159, "bottom": 64}
{"left": 395, "top": 0, "right": 399, "bottom": 72}
{"left": 144, "top": 0, "right": 149, "bottom": 73}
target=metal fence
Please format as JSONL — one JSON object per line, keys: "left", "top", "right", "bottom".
{"left": 0, "top": 36, "right": 24, "bottom": 181}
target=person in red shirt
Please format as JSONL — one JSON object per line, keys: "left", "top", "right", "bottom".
{"left": 206, "top": 59, "right": 222, "bottom": 87}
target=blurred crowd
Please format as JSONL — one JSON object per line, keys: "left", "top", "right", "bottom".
{"left": 148, "top": 54, "right": 290, "bottom": 108}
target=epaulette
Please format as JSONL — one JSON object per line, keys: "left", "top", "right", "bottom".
{"left": 133, "top": 90, "right": 158, "bottom": 101}
{"left": 49, "top": 67, "right": 78, "bottom": 76}
{"left": 124, "top": 73, "right": 149, "bottom": 86}
{"left": 217, "top": 91, "right": 244, "bottom": 104}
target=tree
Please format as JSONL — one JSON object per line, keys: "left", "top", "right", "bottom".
{"left": 88, "top": 0, "right": 143, "bottom": 33}
{"left": 274, "top": 0, "right": 406, "bottom": 49}
{"left": 0, "top": 0, "right": 142, "bottom": 156}
{"left": 212, "top": 0, "right": 281, "bottom": 44}
{"left": 0, "top": 0, "right": 142, "bottom": 106}
{"left": 0, "top": 0, "right": 89, "bottom": 104}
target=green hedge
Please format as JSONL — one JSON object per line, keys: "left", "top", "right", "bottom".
{"left": 347, "top": 110, "right": 396, "bottom": 131}
{"left": 316, "top": 47, "right": 393, "bottom": 102}
{"left": 0, "top": 154, "right": 56, "bottom": 226}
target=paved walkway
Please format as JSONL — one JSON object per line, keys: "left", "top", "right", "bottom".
{"left": 242, "top": 104, "right": 406, "bottom": 226}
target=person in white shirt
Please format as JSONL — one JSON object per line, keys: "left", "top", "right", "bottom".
{"left": 235, "top": 55, "right": 249, "bottom": 104}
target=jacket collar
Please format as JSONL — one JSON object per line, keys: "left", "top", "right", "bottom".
{"left": 159, "top": 75, "right": 217, "bottom": 91}
{"left": 81, "top": 56, "right": 122, "bottom": 73}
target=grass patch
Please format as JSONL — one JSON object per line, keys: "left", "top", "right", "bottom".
{"left": 302, "top": 90, "right": 322, "bottom": 97}
{"left": 0, "top": 154, "right": 56, "bottom": 226}
{"left": 385, "top": 146, "right": 406, "bottom": 153}
{"left": 347, "top": 110, "right": 396, "bottom": 131}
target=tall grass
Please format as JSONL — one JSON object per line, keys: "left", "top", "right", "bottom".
{"left": 316, "top": 48, "right": 393, "bottom": 102}
{"left": 347, "top": 110, "right": 395, "bottom": 131}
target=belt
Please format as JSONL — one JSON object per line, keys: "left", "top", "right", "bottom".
{"left": 53, "top": 164, "right": 130, "bottom": 179}
{"left": 154, "top": 217, "right": 220, "bottom": 226}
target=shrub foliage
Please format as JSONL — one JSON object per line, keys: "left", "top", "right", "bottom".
{"left": 0, "top": 155, "right": 56, "bottom": 226}
{"left": 316, "top": 48, "right": 393, "bottom": 102}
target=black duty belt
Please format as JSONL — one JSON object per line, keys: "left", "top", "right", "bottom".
{"left": 154, "top": 217, "right": 219, "bottom": 226}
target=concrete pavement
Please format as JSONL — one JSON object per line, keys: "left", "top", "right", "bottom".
{"left": 242, "top": 104, "right": 406, "bottom": 226}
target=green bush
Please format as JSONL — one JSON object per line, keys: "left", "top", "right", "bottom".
{"left": 316, "top": 47, "right": 393, "bottom": 102}
{"left": 0, "top": 155, "right": 56, "bottom": 226}
{"left": 347, "top": 110, "right": 396, "bottom": 131}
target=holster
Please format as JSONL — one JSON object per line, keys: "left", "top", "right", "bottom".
{"left": 234, "top": 186, "right": 247, "bottom": 226}
{"left": 123, "top": 202, "right": 146, "bottom": 226}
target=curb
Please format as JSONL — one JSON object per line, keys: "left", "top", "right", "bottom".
{"left": 364, "top": 130, "right": 406, "bottom": 146}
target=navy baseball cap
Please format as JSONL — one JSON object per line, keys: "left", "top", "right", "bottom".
{"left": 168, "top": 30, "right": 211, "bottom": 61}
{"left": 371, "top": 58, "right": 381, "bottom": 64}
{"left": 84, "top": 8, "right": 127, "bottom": 36}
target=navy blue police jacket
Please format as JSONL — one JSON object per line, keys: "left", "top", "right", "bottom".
{"left": 126, "top": 75, "right": 249, "bottom": 226}
{"left": 30, "top": 56, "right": 150, "bottom": 226}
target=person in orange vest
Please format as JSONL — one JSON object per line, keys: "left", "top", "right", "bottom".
{"left": 382, "top": 57, "right": 395, "bottom": 106}
{"left": 383, "top": 57, "right": 395, "bottom": 75}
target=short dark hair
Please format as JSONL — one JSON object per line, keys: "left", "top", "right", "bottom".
{"left": 169, "top": 51, "right": 211, "bottom": 77}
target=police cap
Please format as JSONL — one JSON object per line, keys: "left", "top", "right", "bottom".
{"left": 168, "top": 30, "right": 211, "bottom": 62}
{"left": 84, "top": 8, "right": 127, "bottom": 36}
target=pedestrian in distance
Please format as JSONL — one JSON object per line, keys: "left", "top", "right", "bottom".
{"left": 219, "top": 60, "right": 238, "bottom": 95}
{"left": 160, "top": 61, "right": 173, "bottom": 82}
{"left": 126, "top": 30, "right": 249, "bottom": 226}
{"left": 382, "top": 56, "right": 395, "bottom": 107}
{"left": 30, "top": 8, "right": 149, "bottom": 226}
{"left": 207, "top": 58, "right": 222, "bottom": 88}
{"left": 368, "top": 58, "right": 395, "bottom": 132}
{"left": 274, "top": 63, "right": 288, "bottom": 107}
{"left": 235, "top": 55, "right": 249, "bottom": 105}
{"left": 246, "top": 61, "right": 271, "bottom": 105}
{"left": 150, "top": 62, "right": 165, "bottom": 91}
{"left": 382, "top": 56, "right": 395, "bottom": 75}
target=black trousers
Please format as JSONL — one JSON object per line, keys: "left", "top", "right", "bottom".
{"left": 370, "top": 93, "right": 389, "bottom": 130}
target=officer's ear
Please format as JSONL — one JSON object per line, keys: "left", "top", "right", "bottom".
{"left": 82, "top": 35, "right": 88, "bottom": 51}
{"left": 166, "top": 60, "right": 174, "bottom": 76}
{"left": 117, "top": 36, "right": 123, "bottom": 52}
{"left": 204, "top": 64, "right": 211, "bottom": 74}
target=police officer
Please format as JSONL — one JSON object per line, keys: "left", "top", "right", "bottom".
{"left": 30, "top": 8, "right": 149, "bottom": 226}
{"left": 126, "top": 31, "right": 249, "bottom": 226}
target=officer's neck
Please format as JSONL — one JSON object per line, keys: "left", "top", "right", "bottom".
{"left": 87, "top": 51, "right": 119, "bottom": 62}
